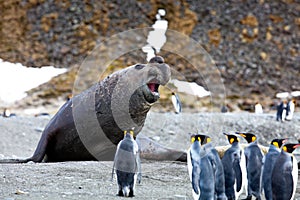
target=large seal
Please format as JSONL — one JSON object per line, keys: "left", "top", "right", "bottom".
{"left": 0, "top": 56, "right": 186, "bottom": 163}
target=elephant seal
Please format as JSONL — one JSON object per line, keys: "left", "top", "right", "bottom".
{"left": 0, "top": 56, "right": 186, "bottom": 163}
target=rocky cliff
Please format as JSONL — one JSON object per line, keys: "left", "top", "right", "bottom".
{"left": 0, "top": 0, "right": 299, "bottom": 111}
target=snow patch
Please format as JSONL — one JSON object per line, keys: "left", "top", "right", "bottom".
{"left": 0, "top": 58, "right": 67, "bottom": 104}
{"left": 171, "top": 79, "right": 211, "bottom": 98}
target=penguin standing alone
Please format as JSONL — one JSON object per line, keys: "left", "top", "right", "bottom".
{"left": 236, "top": 132, "right": 263, "bottom": 200}
{"left": 171, "top": 92, "right": 182, "bottom": 114}
{"left": 221, "top": 133, "right": 245, "bottom": 200}
{"left": 261, "top": 138, "right": 287, "bottom": 200}
{"left": 271, "top": 143, "right": 300, "bottom": 200}
{"left": 276, "top": 100, "right": 287, "bottom": 122}
{"left": 112, "top": 129, "right": 141, "bottom": 197}
{"left": 187, "top": 134, "right": 215, "bottom": 200}
{"left": 285, "top": 99, "right": 295, "bottom": 121}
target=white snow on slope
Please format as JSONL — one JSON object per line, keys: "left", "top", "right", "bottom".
{"left": 0, "top": 58, "right": 67, "bottom": 104}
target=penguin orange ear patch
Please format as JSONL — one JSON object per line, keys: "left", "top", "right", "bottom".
{"left": 191, "top": 137, "right": 195, "bottom": 143}
{"left": 207, "top": 137, "right": 211, "bottom": 143}
{"left": 129, "top": 130, "right": 134, "bottom": 136}
{"left": 283, "top": 146, "right": 287, "bottom": 152}
{"left": 230, "top": 138, "right": 234, "bottom": 144}
{"left": 273, "top": 141, "right": 279, "bottom": 148}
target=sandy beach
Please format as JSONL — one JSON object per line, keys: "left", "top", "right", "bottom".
{"left": 0, "top": 112, "right": 299, "bottom": 199}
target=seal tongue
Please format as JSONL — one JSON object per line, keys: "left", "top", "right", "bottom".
{"left": 147, "top": 83, "right": 156, "bottom": 92}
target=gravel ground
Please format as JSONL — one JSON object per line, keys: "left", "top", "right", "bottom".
{"left": 0, "top": 112, "right": 299, "bottom": 199}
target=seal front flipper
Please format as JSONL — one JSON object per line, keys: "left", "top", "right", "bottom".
{"left": 136, "top": 135, "right": 187, "bottom": 162}
{"left": 0, "top": 158, "right": 30, "bottom": 163}
{"left": 0, "top": 131, "right": 51, "bottom": 163}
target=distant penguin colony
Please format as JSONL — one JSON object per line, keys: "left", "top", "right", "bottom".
{"left": 276, "top": 99, "right": 296, "bottom": 122}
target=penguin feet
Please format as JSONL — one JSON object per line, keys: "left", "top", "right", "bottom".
{"left": 117, "top": 190, "right": 135, "bottom": 197}
{"left": 241, "top": 196, "right": 252, "bottom": 200}
{"left": 117, "top": 190, "right": 124, "bottom": 196}
{"left": 129, "top": 189, "right": 134, "bottom": 197}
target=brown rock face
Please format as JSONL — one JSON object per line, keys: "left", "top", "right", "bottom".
{"left": 0, "top": 0, "right": 299, "bottom": 110}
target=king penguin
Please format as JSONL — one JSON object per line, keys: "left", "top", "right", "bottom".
{"left": 199, "top": 134, "right": 227, "bottom": 200}
{"left": 112, "top": 129, "right": 141, "bottom": 197}
{"left": 285, "top": 99, "right": 295, "bottom": 121}
{"left": 221, "top": 133, "right": 245, "bottom": 200}
{"left": 271, "top": 143, "right": 300, "bottom": 200}
{"left": 236, "top": 132, "right": 263, "bottom": 200}
{"left": 261, "top": 138, "right": 287, "bottom": 200}
{"left": 171, "top": 92, "right": 182, "bottom": 114}
{"left": 187, "top": 134, "right": 215, "bottom": 200}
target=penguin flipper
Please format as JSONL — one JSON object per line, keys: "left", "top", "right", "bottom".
{"left": 191, "top": 152, "right": 200, "bottom": 195}
{"left": 111, "top": 153, "right": 117, "bottom": 181}
{"left": 136, "top": 152, "right": 142, "bottom": 184}
{"left": 192, "top": 166, "right": 200, "bottom": 195}
{"left": 283, "top": 161, "right": 294, "bottom": 200}
{"left": 233, "top": 158, "right": 242, "bottom": 192}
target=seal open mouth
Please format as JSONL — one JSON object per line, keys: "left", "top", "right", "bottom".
{"left": 147, "top": 83, "right": 160, "bottom": 94}
{"left": 142, "top": 81, "right": 161, "bottom": 104}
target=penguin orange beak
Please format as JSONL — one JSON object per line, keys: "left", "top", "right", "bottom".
{"left": 236, "top": 132, "right": 246, "bottom": 138}
{"left": 293, "top": 144, "right": 300, "bottom": 149}
{"left": 282, "top": 139, "right": 288, "bottom": 144}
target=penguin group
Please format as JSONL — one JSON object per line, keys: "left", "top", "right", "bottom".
{"left": 187, "top": 132, "right": 300, "bottom": 200}
{"left": 276, "top": 99, "right": 296, "bottom": 122}
{"left": 187, "top": 133, "right": 227, "bottom": 200}
{"left": 112, "top": 129, "right": 141, "bottom": 197}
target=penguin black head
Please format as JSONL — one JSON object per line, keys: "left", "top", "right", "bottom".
{"left": 194, "top": 134, "right": 211, "bottom": 145}
{"left": 282, "top": 143, "right": 300, "bottom": 153}
{"left": 223, "top": 133, "right": 240, "bottom": 144}
{"left": 190, "top": 134, "right": 209, "bottom": 145}
{"left": 270, "top": 138, "right": 287, "bottom": 149}
{"left": 236, "top": 132, "right": 257, "bottom": 143}
{"left": 200, "top": 135, "right": 211, "bottom": 145}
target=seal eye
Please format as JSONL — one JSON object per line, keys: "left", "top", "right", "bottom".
{"left": 135, "top": 64, "right": 145, "bottom": 70}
